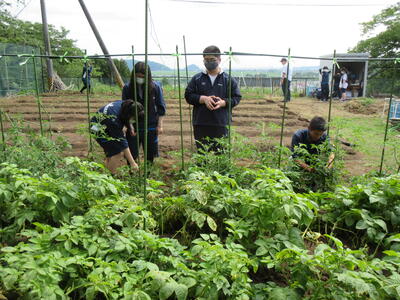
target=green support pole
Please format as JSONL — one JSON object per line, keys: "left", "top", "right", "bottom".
{"left": 84, "top": 50, "right": 93, "bottom": 154}
{"left": 183, "top": 35, "right": 193, "bottom": 151}
{"left": 143, "top": 0, "right": 149, "bottom": 229}
{"left": 131, "top": 46, "right": 141, "bottom": 181}
{"left": 278, "top": 48, "right": 291, "bottom": 168}
{"left": 176, "top": 45, "right": 185, "bottom": 170}
{"left": 32, "top": 51, "right": 44, "bottom": 136}
{"left": 327, "top": 50, "right": 337, "bottom": 137}
{"left": 228, "top": 47, "right": 233, "bottom": 159}
{"left": 0, "top": 109, "right": 5, "bottom": 153}
{"left": 379, "top": 73, "right": 396, "bottom": 175}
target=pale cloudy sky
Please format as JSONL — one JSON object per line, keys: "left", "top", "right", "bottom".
{"left": 9, "top": 0, "right": 399, "bottom": 69}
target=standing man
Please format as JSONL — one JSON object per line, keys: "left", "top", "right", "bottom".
{"left": 280, "top": 57, "right": 293, "bottom": 102}
{"left": 339, "top": 67, "right": 349, "bottom": 101}
{"left": 185, "top": 45, "right": 242, "bottom": 152}
{"left": 319, "top": 66, "right": 331, "bottom": 102}
{"left": 80, "top": 62, "right": 93, "bottom": 94}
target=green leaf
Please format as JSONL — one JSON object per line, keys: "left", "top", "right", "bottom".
{"left": 1, "top": 247, "right": 16, "bottom": 253}
{"left": 159, "top": 282, "right": 176, "bottom": 300}
{"left": 3, "top": 273, "right": 18, "bottom": 290}
{"left": 178, "top": 277, "right": 197, "bottom": 288}
{"left": 374, "top": 219, "right": 387, "bottom": 232}
{"left": 88, "top": 244, "right": 97, "bottom": 256}
{"left": 256, "top": 246, "right": 268, "bottom": 256}
{"left": 324, "top": 234, "right": 343, "bottom": 250}
{"left": 192, "top": 211, "right": 206, "bottom": 229}
{"left": 206, "top": 216, "right": 217, "bottom": 231}
{"left": 268, "top": 287, "right": 301, "bottom": 300}
{"left": 85, "top": 286, "right": 96, "bottom": 300}
{"left": 175, "top": 284, "right": 188, "bottom": 300}
{"left": 356, "top": 220, "right": 368, "bottom": 230}
{"left": 383, "top": 250, "right": 400, "bottom": 257}
{"left": 191, "top": 245, "right": 202, "bottom": 256}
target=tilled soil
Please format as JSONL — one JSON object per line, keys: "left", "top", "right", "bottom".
{"left": 1, "top": 93, "right": 379, "bottom": 175}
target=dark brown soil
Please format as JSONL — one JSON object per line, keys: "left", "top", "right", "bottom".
{"left": 0, "top": 94, "right": 382, "bottom": 176}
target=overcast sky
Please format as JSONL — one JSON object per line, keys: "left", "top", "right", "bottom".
{"left": 10, "top": 0, "right": 399, "bottom": 69}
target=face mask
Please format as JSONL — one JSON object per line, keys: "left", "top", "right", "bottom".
{"left": 136, "top": 78, "right": 145, "bottom": 85}
{"left": 204, "top": 60, "right": 219, "bottom": 71}
{"left": 341, "top": 71, "right": 345, "bottom": 74}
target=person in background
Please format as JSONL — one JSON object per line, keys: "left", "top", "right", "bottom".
{"left": 280, "top": 57, "right": 293, "bottom": 102}
{"left": 80, "top": 63, "right": 92, "bottom": 94}
{"left": 339, "top": 67, "right": 348, "bottom": 101}
{"left": 319, "top": 66, "right": 331, "bottom": 102}
{"left": 291, "top": 116, "right": 335, "bottom": 172}
{"left": 122, "top": 62, "right": 166, "bottom": 164}
{"left": 184, "top": 45, "right": 242, "bottom": 153}
{"left": 91, "top": 99, "right": 143, "bottom": 174}
{"left": 333, "top": 70, "right": 341, "bottom": 99}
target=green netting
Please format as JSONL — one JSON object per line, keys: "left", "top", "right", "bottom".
{"left": 0, "top": 42, "right": 44, "bottom": 97}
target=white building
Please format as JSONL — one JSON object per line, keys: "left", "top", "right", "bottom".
{"left": 320, "top": 53, "right": 369, "bottom": 97}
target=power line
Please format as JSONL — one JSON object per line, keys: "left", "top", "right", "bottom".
{"left": 148, "top": 1, "right": 166, "bottom": 65}
{"left": 168, "top": 0, "right": 392, "bottom": 7}
{"left": 14, "top": 0, "right": 33, "bottom": 18}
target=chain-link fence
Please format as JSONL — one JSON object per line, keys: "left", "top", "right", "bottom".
{"left": 0, "top": 43, "right": 44, "bottom": 97}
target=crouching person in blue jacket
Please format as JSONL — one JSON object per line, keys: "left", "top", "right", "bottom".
{"left": 91, "top": 100, "right": 144, "bottom": 174}
{"left": 122, "top": 62, "right": 166, "bottom": 163}
{"left": 184, "top": 45, "right": 242, "bottom": 153}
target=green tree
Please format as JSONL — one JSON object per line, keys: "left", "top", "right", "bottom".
{"left": 352, "top": 2, "right": 400, "bottom": 83}
{"left": 92, "top": 58, "right": 130, "bottom": 84}
{"left": 0, "top": 7, "right": 84, "bottom": 79}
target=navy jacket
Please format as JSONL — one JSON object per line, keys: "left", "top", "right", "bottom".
{"left": 185, "top": 71, "right": 242, "bottom": 127}
{"left": 319, "top": 69, "right": 331, "bottom": 85}
{"left": 91, "top": 100, "right": 128, "bottom": 148}
{"left": 122, "top": 81, "right": 166, "bottom": 128}
{"left": 291, "top": 129, "right": 327, "bottom": 156}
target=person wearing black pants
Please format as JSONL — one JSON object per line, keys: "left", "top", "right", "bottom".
{"left": 80, "top": 63, "right": 92, "bottom": 94}
{"left": 122, "top": 62, "right": 166, "bottom": 163}
{"left": 319, "top": 66, "right": 331, "bottom": 101}
{"left": 280, "top": 57, "right": 293, "bottom": 102}
{"left": 185, "top": 45, "right": 242, "bottom": 153}
{"left": 282, "top": 78, "right": 291, "bottom": 102}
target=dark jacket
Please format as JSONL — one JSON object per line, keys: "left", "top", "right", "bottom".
{"left": 291, "top": 129, "right": 327, "bottom": 156}
{"left": 91, "top": 100, "right": 128, "bottom": 148}
{"left": 319, "top": 69, "right": 331, "bottom": 85}
{"left": 82, "top": 65, "right": 92, "bottom": 84}
{"left": 184, "top": 71, "right": 242, "bottom": 127}
{"left": 122, "top": 81, "right": 166, "bottom": 128}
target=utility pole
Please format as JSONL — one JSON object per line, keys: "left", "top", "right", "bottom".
{"left": 40, "top": 0, "right": 54, "bottom": 90}
{"left": 78, "top": 0, "right": 124, "bottom": 88}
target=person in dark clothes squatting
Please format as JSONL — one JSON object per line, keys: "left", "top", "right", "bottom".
{"left": 291, "top": 116, "right": 335, "bottom": 173}
{"left": 91, "top": 100, "right": 143, "bottom": 174}
{"left": 319, "top": 66, "right": 331, "bottom": 102}
{"left": 80, "top": 63, "right": 92, "bottom": 94}
{"left": 122, "top": 62, "right": 166, "bottom": 164}
{"left": 184, "top": 45, "right": 242, "bottom": 153}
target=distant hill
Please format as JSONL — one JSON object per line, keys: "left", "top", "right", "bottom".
{"left": 187, "top": 64, "right": 201, "bottom": 72}
{"left": 125, "top": 60, "right": 202, "bottom": 73}
{"left": 125, "top": 59, "right": 171, "bottom": 71}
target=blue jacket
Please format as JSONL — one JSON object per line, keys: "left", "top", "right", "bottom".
{"left": 185, "top": 71, "right": 242, "bottom": 127}
{"left": 91, "top": 100, "right": 128, "bottom": 148}
{"left": 291, "top": 129, "right": 327, "bottom": 156}
{"left": 319, "top": 69, "right": 331, "bottom": 85}
{"left": 122, "top": 81, "right": 166, "bottom": 128}
{"left": 82, "top": 65, "right": 92, "bottom": 84}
